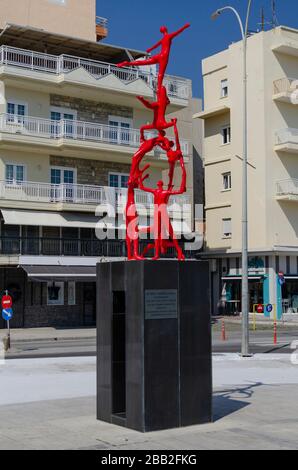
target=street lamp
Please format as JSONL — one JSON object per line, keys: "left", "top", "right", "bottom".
{"left": 212, "top": 1, "right": 253, "bottom": 357}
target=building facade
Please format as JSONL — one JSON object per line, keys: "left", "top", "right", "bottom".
{"left": 0, "top": 0, "right": 201, "bottom": 328}
{"left": 196, "top": 26, "right": 298, "bottom": 318}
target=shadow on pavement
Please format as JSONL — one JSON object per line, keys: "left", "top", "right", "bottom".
{"left": 213, "top": 382, "right": 263, "bottom": 422}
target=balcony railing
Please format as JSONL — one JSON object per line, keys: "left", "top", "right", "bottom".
{"left": 96, "top": 16, "right": 108, "bottom": 28}
{"left": 0, "top": 180, "right": 191, "bottom": 212}
{"left": 275, "top": 128, "right": 298, "bottom": 146}
{"left": 0, "top": 45, "right": 191, "bottom": 100}
{"left": 96, "top": 16, "right": 108, "bottom": 41}
{"left": 0, "top": 114, "right": 190, "bottom": 156}
{"left": 0, "top": 237, "right": 194, "bottom": 258}
{"left": 276, "top": 179, "right": 298, "bottom": 197}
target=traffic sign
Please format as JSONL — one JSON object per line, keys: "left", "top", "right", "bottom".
{"left": 1, "top": 295, "right": 12, "bottom": 309}
{"left": 266, "top": 304, "right": 273, "bottom": 313}
{"left": 278, "top": 272, "right": 285, "bottom": 286}
{"left": 2, "top": 308, "right": 13, "bottom": 321}
{"left": 257, "top": 304, "right": 264, "bottom": 314}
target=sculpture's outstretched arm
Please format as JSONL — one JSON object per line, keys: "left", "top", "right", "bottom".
{"left": 170, "top": 161, "right": 187, "bottom": 195}
{"left": 139, "top": 174, "right": 155, "bottom": 194}
{"left": 173, "top": 120, "right": 181, "bottom": 152}
{"left": 147, "top": 39, "right": 163, "bottom": 53}
{"left": 137, "top": 96, "right": 155, "bottom": 109}
{"left": 170, "top": 23, "right": 191, "bottom": 40}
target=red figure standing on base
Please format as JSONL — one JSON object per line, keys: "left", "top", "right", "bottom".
{"left": 139, "top": 158, "right": 186, "bottom": 261}
{"left": 120, "top": 24, "right": 190, "bottom": 261}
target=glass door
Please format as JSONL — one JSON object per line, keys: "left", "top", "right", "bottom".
{"left": 51, "top": 167, "right": 75, "bottom": 202}
{"left": 108, "top": 118, "right": 132, "bottom": 145}
{"left": 7, "top": 103, "right": 26, "bottom": 124}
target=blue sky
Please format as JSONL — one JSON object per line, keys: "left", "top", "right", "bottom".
{"left": 97, "top": 0, "right": 298, "bottom": 98}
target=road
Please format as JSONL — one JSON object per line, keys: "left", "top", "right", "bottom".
{"left": 3, "top": 323, "right": 298, "bottom": 358}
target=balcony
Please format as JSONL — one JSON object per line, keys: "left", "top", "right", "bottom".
{"left": 96, "top": 16, "right": 108, "bottom": 41}
{"left": 272, "top": 39, "right": 298, "bottom": 58}
{"left": 0, "top": 180, "right": 191, "bottom": 219}
{"left": 276, "top": 179, "right": 298, "bottom": 201}
{"left": 0, "top": 114, "right": 190, "bottom": 160}
{"left": 275, "top": 128, "right": 298, "bottom": 154}
{"left": 273, "top": 77, "right": 298, "bottom": 103}
{"left": 0, "top": 46, "right": 191, "bottom": 103}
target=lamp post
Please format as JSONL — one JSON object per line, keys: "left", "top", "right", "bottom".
{"left": 212, "top": 1, "right": 253, "bottom": 357}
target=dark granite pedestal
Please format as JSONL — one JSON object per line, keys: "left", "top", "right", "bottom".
{"left": 96, "top": 260, "right": 212, "bottom": 433}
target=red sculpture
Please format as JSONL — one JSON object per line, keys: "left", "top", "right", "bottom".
{"left": 117, "top": 23, "right": 190, "bottom": 95}
{"left": 119, "top": 24, "right": 190, "bottom": 261}
{"left": 137, "top": 86, "right": 175, "bottom": 141}
{"left": 139, "top": 159, "right": 186, "bottom": 261}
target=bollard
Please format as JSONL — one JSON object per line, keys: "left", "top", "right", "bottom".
{"left": 273, "top": 320, "right": 277, "bottom": 345}
{"left": 221, "top": 318, "right": 227, "bottom": 341}
{"left": 2, "top": 335, "right": 9, "bottom": 352}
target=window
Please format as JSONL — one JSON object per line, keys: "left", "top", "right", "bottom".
{"left": 68, "top": 282, "right": 76, "bottom": 305}
{"left": 7, "top": 102, "right": 27, "bottom": 123}
{"left": 222, "top": 172, "right": 232, "bottom": 191}
{"left": 109, "top": 173, "right": 129, "bottom": 188}
{"left": 221, "top": 79, "right": 228, "bottom": 98}
{"left": 47, "top": 282, "right": 64, "bottom": 306}
{"left": 222, "top": 126, "right": 231, "bottom": 145}
{"left": 222, "top": 218, "right": 232, "bottom": 238}
{"left": 51, "top": 167, "right": 76, "bottom": 185}
{"left": 5, "top": 164, "right": 25, "bottom": 184}
{"left": 108, "top": 116, "right": 132, "bottom": 144}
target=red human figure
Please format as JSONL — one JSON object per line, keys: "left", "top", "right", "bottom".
{"left": 126, "top": 163, "right": 150, "bottom": 261}
{"left": 139, "top": 159, "right": 186, "bottom": 260}
{"left": 125, "top": 135, "right": 166, "bottom": 260}
{"left": 158, "top": 120, "right": 185, "bottom": 189}
{"left": 117, "top": 23, "right": 190, "bottom": 95}
{"left": 137, "top": 86, "right": 175, "bottom": 141}
{"left": 129, "top": 134, "right": 166, "bottom": 183}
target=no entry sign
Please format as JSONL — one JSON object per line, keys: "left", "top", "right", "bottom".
{"left": 1, "top": 295, "right": 12, "bottom": 309}
{"left": 257, "top": 304, "right": 264, "bottom": 314}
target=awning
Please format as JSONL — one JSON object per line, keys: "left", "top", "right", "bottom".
{"left": 0, "top": 24, "right": 146, "bottom": 61}
{"left": 1, "top": 209, "right": 103, "bottom": 228}
{"left": 22, "top": 265, "right": 96, "bottom": 282}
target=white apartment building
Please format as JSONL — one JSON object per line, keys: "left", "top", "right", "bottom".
{"left": 196, "top": 26, "right": 298, "bottom": 318}
{"left": 0, "top": 0, "right": 201, "bottom": 328}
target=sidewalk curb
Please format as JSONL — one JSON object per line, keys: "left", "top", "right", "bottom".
{"left": 1, "top": 335, "right": 96, "bottom": 344}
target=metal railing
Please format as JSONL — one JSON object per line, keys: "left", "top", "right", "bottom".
{"left": 0, "top": 45, "right": 191, "bottom": 99}
{"left": 0, "top": 113, "right": 141, "bottom": 147}
{"left": 0, "top": 237, "right": 194, "bottom": 258}
{"left": 275, "top": 128, "right": 298, "bottom": 146}
{"left": 0, "top": 113, "right": 190, "bottom": 156}
{"left": 0, "top": 180, "right": 191, "bottom": 213}
{"left": 96, "top": 16, "right": 108, "bottom": 28}
{"left": 273, "top": 77, "right": 298, "bottom": 95}
{"left": 276, "top": 179, "right": 298, "bottom": 197}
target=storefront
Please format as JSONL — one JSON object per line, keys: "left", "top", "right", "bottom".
{"left": 210, "top": 254, "right": 298, "bottom": 318}
{"left": 281, "top": 276, "right": 298, "bottom": 313}
{"left": 221, "top": 275, "right": 265, "bottom": 315}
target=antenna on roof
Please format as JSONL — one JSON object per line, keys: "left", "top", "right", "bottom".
{"left": 271, "top": 0, "right": 279, "bottom": 27}
{"left": 260, "top": 6, "right": 265, "bottom": 31}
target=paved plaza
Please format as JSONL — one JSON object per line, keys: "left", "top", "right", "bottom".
{"left": 0, "top": 354, "right": 297, "bottom": 450}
